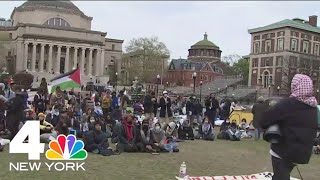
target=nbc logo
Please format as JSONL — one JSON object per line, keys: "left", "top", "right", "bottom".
{"left": 9, "top": 121, "right": 87, "bottom": 171}
{"left": 46, "top": 135, "right": 87, "bottom": 160}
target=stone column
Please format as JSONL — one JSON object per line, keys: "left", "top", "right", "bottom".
{"left": 73, "top": 47, "right": 78, "bottom": 69}
{"left": 88, "top": 48, "right": 93, "bottom": 76}
{"left": 39, "top": 44, "right": 45, "bottom": 72}
{"left": 24, "top": 42, "right": 29, "bottom": 70}
{"left": 95, "top": 49, "right": 100, "bottom": 76}
{"left": 31, "top": 43, "right": 37, "bottom": 72}
{"left": 80, "top": 48, "right": 86, "bottom": 74}
{"left": 65, "top": 46, "right": 70, "bottom": 73}
{"left": 100, "top": 49, "right": 105, "bottom": 75}
{"left": 48, "top": 44, "right": 53, "bottom": 74}
{"left": 55, "top": 45, "right": 62, "bottom": 74}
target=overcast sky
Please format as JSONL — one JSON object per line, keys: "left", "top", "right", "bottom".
{"left": 1, "top": 1, "right": 320, "bottom": 59}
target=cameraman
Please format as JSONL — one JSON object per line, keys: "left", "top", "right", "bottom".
{"left": 261, "top": 74, "right": 317, "bottom": 180}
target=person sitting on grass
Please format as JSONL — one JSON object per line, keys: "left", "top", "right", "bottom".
{"left": 83, "top": 121, "right": 113, "bottom": 156}
{"left": 227, "top": 120, "right": 241, "bottom": 141}
{"left": 38, "top": 113, "right": 57, "bottom": 143}
{"left": 217, "top": 118, "right": 231, "bottom": 140}
{"left": 195, "top": 116, "right": 215, "bottom": 141}
{"left": 111, "top": 120, "right": 121, "bottom": 144}
{"left": 135, "top": 119, "right": 151, "bottom": 152}
{"left": 117, "top": 114, "right": 141, "bottom": 152}
{"left": 178, "top": 119, "right": 194, "bottom": 140}
{"left": 148, "top": 122, "right": 166, "bottom": 153}
{"left": 163, "top": 122, "right": 179, "bottom": 152}
{"left": 239, "top": 119, "right": 252, "bottom": 139}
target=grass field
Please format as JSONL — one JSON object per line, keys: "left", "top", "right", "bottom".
{"left": 1, "top": 139, "right": 320, "bottom": 180}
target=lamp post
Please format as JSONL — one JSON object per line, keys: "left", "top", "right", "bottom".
{"left": 268, "top": 85, "right": 271, "bottom": 97}
{"left": 225, "top": 85, "right": 228, "bottom": 96}
{"left": 192, "top": 72, "right": 197, "bottom": 94}
{"left": 115, "top": 72, "right": 118, "bottom": 92}
{"left": 218, "top": 88, "right": 220, "bottom": 95}
{"left": 200, "top": 81, "right": 203, "bottom": 102}
{"left": 166, "top": 81, "right": 169, "bottom": 89}
{"left": 277, "top": 86, "right": 280, "bottom": 96}
{"left": 156, "top": 74, "right": 160, "bottom": 97}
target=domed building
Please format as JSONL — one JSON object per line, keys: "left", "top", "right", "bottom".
{"left": 166, "top": 33, "right": 227, "bottom": 87}
{"left": 0, "top": 0, "right": 123, "bottom": 86}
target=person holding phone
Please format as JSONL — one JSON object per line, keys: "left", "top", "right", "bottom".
{"left": 261, "top": 74, "right": 318, "bottom": 180}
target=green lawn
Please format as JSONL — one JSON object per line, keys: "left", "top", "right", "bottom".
{"left": 1, "top": 139, "right": 320, "bottom": 180}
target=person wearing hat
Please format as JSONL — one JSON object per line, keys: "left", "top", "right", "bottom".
{"left": 159, "top": 91, "right": 172, "bottom": 126}
{"left": 252, "top": 96, "right": 268, "bottom": 141}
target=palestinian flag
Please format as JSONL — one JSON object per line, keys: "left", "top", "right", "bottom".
{"left": 48, "top": 68, "right": 81, "bottom": 93}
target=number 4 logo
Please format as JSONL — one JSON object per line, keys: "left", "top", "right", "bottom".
{"left": 10, "top": 121, "right": 45, "bottom": 160}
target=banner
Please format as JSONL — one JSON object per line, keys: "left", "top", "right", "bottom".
{"left": 176, "top": 172, "right": 300, "bottom": 180}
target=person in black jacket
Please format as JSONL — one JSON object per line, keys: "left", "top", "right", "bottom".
{"left": 186, "top": 97, "right": 194, "bottom": 125}
{"left": 143, "top": 91, "right": 156, "bottom": 125}
{"left": 205, "top": 94, "right": 219, "bottom": 125}
{"left": 252, "top": 96, "right": 267, "bottom": 141}
{"left": 83, "top": 121, "right": 111, "bottom": 156}
{"left": 260, "top": 74, "right": 318, "bottom": 180}
{"left": 159, "top": 91, "right": 172, "bottom": 126}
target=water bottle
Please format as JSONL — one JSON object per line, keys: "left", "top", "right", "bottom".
{"left": 179, "top": 162, "right": 187, "bottom": 178}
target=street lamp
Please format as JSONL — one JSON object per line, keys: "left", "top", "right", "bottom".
{"left": 268, "top": 85, "right": 271, "bottom": 97}
{"left": 225, "top": 85, "right": 228, "bottom": 96}
{"left": 156, "top": 74, "right": 160, "bottom": 97}
{"left": 192, "top": 72, "right": 197, "bottom": 94}
{"left": 277, "top": 86, "right": 280, "bottom": 96}
{"left": 317, "top": 89, "right": 319, "bottom": 103}
{"left": 115, "top": 72, "right": 118, "bottom": 92}
{"left": 166, "top": 81, "right": 169, "bottom": 89}
{"left": 200, "top": 81, "right": 203, "bottom": 102}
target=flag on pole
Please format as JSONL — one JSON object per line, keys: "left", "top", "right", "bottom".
{"left": 48, "top": 68, "right": 81, "bottom": 93}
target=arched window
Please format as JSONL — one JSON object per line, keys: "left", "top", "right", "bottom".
{"left": 44, "top": 18, "right": 71, "bottom": 27}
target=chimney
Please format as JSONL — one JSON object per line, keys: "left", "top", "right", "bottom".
{"left": 309, "top": 15, "right": 317, "bottom": 27}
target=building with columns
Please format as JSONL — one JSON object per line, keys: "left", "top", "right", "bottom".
{"left": 0, "top": 0, "right": 123, "bottom": 86}
{"left": 248, "top": 15, "right": 320, "bottom": 94}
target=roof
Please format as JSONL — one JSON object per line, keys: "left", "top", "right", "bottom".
{"left": 191, "top": 33, "right": 219, "bottom": 49}
{"left": 14, "top": 0, "right": 91, "bottom": 20}
{"left": 248, "top": 18, "right": 320, "bottom": 34}
{"left": 168, "top": 59, "right": 223, "bottom": 74}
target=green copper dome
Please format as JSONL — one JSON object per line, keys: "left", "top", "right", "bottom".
{"left": 192, "top": 33, "right": 219, "bottom": 48}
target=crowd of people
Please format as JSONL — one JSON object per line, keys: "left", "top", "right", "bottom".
{"left": 0, "top": 79, "right": 256, "bottom": 154}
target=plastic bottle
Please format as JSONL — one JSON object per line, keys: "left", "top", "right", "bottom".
{"left": 179, "top": 162, "right": 187, "bottom": 178}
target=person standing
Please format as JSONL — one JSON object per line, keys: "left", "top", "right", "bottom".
{"left": 119, "top": 90, "right": 129, "bottom": 115}
{"left": 143, "top": 91, "right": 154, "bottom": 119}
{"left": 261, "top": 74, "right": 318, "bottom": 180}
{"left": 159, "top": 91, "right": 172, "bottom": 126}
{"left": 34, "top": 89, "right": 47, "bottom": 114}
{"left": 6, "top": 87, "right": 25, "bottom": 139}
{"left": 205, "top": 94, "right": 219, "bottom": 125}
{"left": 251, "top": 96, "right": 267, "bottom": 141}
{"left": 186, "top": 97, "right": 194, "bottom": 125}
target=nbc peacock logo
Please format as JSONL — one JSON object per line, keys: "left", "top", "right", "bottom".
{"left": 46, "top": 134, "right": 88, "bottom": 160}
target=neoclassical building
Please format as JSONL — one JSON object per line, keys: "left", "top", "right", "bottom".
{"left": 0, "top": 0, "right": 123, "bottom": 86}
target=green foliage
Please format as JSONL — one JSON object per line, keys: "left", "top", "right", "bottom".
{"left": 123, "top": 36, "right": 170, "bottom": 83}
{"left": 230, "top": 58, "right": 249, "bottom": 82}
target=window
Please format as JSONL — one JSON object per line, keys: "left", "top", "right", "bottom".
{"left": 252, "top": 58, "right": 258, "bottom": 67}
{"left": 265, "top": 40, "right": 271, "bottom": 52}
{"left": 265, "top": 58, "right": 271, "bottom": 66}
{"left": 277, "top": 38, "right": 284, "bottom": 51}
{"left": 253, "top": 42, "right": 260, "bottom": 53}
{"left": 315, "top": 44, "right": 320, "bottom": 55}
{"left": 205, "top": 76, "right": 208, "bottom": 81}
{"left": 303, "top": 41, "right": 309, "bottom": 53}
{"left": 112, "top": 44, "right": 115, "bottom": 50}
{"left": 291, "top": 39, "right": 298, "bottom": 51}
{"left": 45, "top": 17, "right": 70, "bottom": 27}
{"left": 276, "top": 56, "right": 283, "bottom": 66}
{"left": 200, "top": 75, "right": 203, "bottom": 80}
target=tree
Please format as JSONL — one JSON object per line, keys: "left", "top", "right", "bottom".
{"left": 13, "top": 71, "right": 34, "bottom": 90}
{"left": 230, "top": 58, "right": 249, "bottom": 83}
{"left": 123, "top": 36, "right": 170, "bottom": 83}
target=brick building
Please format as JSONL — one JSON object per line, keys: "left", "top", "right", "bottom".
{"left": 166, "top": 33, "right": 228, "bottom": 87}
{"left": 248, "top": 15, "right": 320, "bottom": 94}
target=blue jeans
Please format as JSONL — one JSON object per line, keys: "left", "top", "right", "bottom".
{"left": 254, "top": 128, "right": 261, "bottom": 141}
